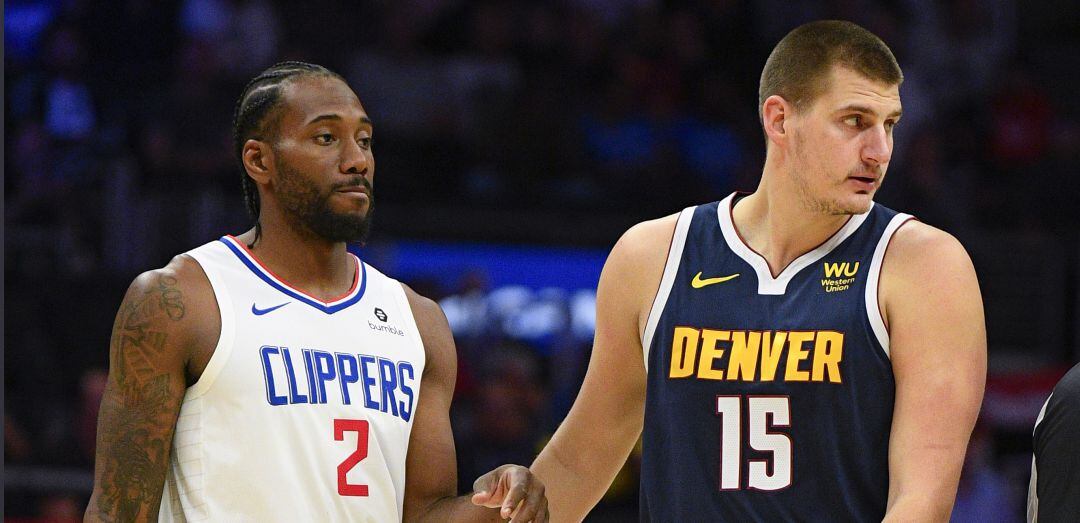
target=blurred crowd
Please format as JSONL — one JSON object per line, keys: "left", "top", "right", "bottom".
{"left": 6, "top": 0, "right": 1080, "bottom": 520}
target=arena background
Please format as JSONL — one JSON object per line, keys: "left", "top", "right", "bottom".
{"left": 5, "top": 0, "right": 1080, "bottom": 520}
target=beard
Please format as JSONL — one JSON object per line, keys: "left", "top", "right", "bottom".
{"left": 789, "top": 163, "right": 854, "bottom": 216}
{"left": 790, "top": 138, "right": 875, "bottom": 216}
{"left": 275, "top": 159, "right": 374, "bottom": 244}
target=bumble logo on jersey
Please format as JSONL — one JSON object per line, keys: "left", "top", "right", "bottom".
{"left": 668, "top": 328, "right": 843, "bottom": 383}
{"left": 821, "top": 261, "right": 860, "bottom": 292}
{"left": 259, "top": 345, "right": 417, "bottom": 422}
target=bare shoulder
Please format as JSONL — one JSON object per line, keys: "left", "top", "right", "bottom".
{"left": 605, "top": 212, "right": 681, "bottom": 292}
{"left": 603, "top": 213, "right": 681, "bottom": 333}
{"left": 401, "top": 283, "right": 455, "bottom": 376}
{"left": 880, "top": 220, "right": 982, "bottom": 327}
{"left": 882, "top": 220, "right": 976, "bottom": 280}
{"left": 610, "top": 213, "right": 681, "bottom": 266}
{"left": 118, "top": 254, "right": 220, "bottom": 379}
{"left": 122, "top": 254, "right": 213, "bottom": 333}
{"left": 401, "top": 283, "right": 447, "bottom": 328}
{"left": 401, "top": 283, "right": 452, "bottom": 345}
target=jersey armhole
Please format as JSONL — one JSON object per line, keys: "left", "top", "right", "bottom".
{"left": 1028, "top": 393, "right": 1053, "bottom": 522}
{"left": 393, "top": 277, "right": 426, "bottom": 370}
{"left": 864, "top": 214, "right": 915, "bottom": 359}
{"left": 640, "top": 207, "right": 696, "bottom": 371}
{"left": 184, "top": 252, "right": 236, "bottom": 399}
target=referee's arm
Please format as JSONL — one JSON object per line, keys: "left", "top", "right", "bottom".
{"left": 1028, "top": 363, "right": 1080, "bottom": 523}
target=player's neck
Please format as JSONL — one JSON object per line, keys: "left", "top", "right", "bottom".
{"left": 733, "top": 172, "right": 850, "bottom": 277}
{"left": 237, "top": 212, "right": 356, "bottom": 301}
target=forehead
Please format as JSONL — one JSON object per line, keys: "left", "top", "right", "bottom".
{"left": 815, "top": 65, "right": 901, "bottom": 114}
{"left": 278, "top": 75, "right": 368, "bottom": 127}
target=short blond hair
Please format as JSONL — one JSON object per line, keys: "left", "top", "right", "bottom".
{"left": 759, "top": 20, "right": 903, "bottom": 122}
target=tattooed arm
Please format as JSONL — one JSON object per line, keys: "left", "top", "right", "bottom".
{"left": 85, "top": 256, "right": 219, "bottom": 522}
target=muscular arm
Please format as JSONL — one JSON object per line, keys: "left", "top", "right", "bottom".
{"left": 531, "top": 216, "right": 676, "bottom": 522}
{"left": 85, "top": 257, "right": 217, "bottom": 522}
{"left": 880, "top": 223, "right": 986, "bottom": 522}
{"left": 401, "top": 287, "right": 545, "bottom": 523}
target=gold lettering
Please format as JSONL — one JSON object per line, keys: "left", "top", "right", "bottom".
{"left": 843, "top": 262, "right": 860, "bottom": 277}
{"left": 784, "top": 332, "right": 814, "bottom": 381}
{"left": 696, "top": 329, "right": 730, "bottom": 380}
{"left": 727, "top": 331, "right": 761, "bottom": 381}
{"left": 672, "top": 328, "right": 845, "bottom": 384}
{"left": 811, "top": 331, "right": 844, "bottom": 383}
{"left": 759, "top": 331, "right": 787, "bottom": 381}
{"left": 669, "top": 327, "right": 700, "bottom": 378}
{"left": 824, "top": 263, "right": 843, "bottom": 278}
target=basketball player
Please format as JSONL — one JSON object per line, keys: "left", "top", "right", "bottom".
{"left": 531, "top": 21, "right": 986, "bottom": 521}
{"left": 85, "top": 62, "right": 547, "bottom": 522}
{"left": 1028, "top": 362, "right": 1080, "bottom": 522}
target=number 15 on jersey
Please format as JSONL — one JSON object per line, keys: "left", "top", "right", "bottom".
{"left": 716, "top": 395, "right": 793, "bottom": 491}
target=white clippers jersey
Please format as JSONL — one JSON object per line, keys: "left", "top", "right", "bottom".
{"left": 159, "top": 236, "right": 426, "bottom": 522}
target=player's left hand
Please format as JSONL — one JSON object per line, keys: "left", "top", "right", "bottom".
{"left": 471, "top": 464, "right": 548, "bottom": 522}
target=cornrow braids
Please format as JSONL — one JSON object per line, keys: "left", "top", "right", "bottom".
{"left": 231, "top": 61, "right": 345, "bottom": 247}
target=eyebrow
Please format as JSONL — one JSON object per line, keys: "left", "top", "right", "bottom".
{"left": 305, "top": 114, "right": 374, "bottom": 127}
{"left": 837, "top": 104, "right": 902, "bottom": 119}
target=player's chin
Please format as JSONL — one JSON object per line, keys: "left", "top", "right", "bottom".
{"left": 837, "top": 192, "right": 874, "bottom": 215}
{"left": 329, "top": 197, "right": 371, "bottom": 216}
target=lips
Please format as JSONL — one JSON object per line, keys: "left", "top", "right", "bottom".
{"left": 335, "top": 186, "right": 369, "bottom": 196}
{"left": 847, "top": 175, "right": 877, "bottom": 193}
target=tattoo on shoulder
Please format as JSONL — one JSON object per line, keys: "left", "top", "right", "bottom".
{"left": 111, "top": 274, "right": 187, "bottom": 382}
{"left": 93, "top": 272, "right": 190, "bottom": 519}
{"left": 158, "top": 275, "right": 186, "bottom": 320}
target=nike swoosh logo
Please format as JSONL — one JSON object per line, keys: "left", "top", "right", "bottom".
{"left": 251, "top": 302, "right": 290, "bottom": 316}
{"left": 691, "top": 272, "right": 740, "bottom": 288}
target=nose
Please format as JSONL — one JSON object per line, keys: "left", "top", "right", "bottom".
{"left": 861, "top": 125, "right": 892, "bottom": 167}
{"left": 340, "top": 139, "right": 370, "bottom": 176}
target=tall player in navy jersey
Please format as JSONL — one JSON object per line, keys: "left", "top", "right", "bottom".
{"left": 86, "top": 62, "right": 547, "bottom": 522}
{"left": 532, "top": 21, "right": 986, "bottom": 522}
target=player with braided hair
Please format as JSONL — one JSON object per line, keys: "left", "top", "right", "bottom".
{"left": 86, "top": 62, "right": 548, "bottom": 522}
{"left": 232, "top": 62, "right": 347, "bottom": 248}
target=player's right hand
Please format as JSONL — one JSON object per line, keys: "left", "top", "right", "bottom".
{"left": 470, "top": 464, "right": 548, "bottom": 522}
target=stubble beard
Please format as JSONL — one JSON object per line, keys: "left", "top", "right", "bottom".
{"left": 790, "top": 140, "right": 870, "bottom": 216}
{"left": 790, "top": 156, "right": 851, "bottom": 217}
{"left": 276, "top": 160, "right": 374, "bottom": 244}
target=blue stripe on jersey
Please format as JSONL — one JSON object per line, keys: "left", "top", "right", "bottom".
{"left": 640, "top": 198, "right": 901, "bottom": 522}
{"left": 218, "top": 237, "right": 367, "bottom": 314}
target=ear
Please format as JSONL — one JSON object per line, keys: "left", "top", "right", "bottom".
{"left": 761, "top": 94, "right": 791, "bottom": 147}
{"left": 242, "top": 139, "right": 274, "bottom": 185}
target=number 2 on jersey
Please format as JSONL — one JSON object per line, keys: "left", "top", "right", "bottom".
{"left": 334, "top": 419, "right": 370, "bottom": 496}
{"left": 716, "top": 396, "right": 792, "bottom": 491}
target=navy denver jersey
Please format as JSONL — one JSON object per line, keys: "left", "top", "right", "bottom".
{"left": 640, "top": 193, "right": 913, "bottom": 522}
